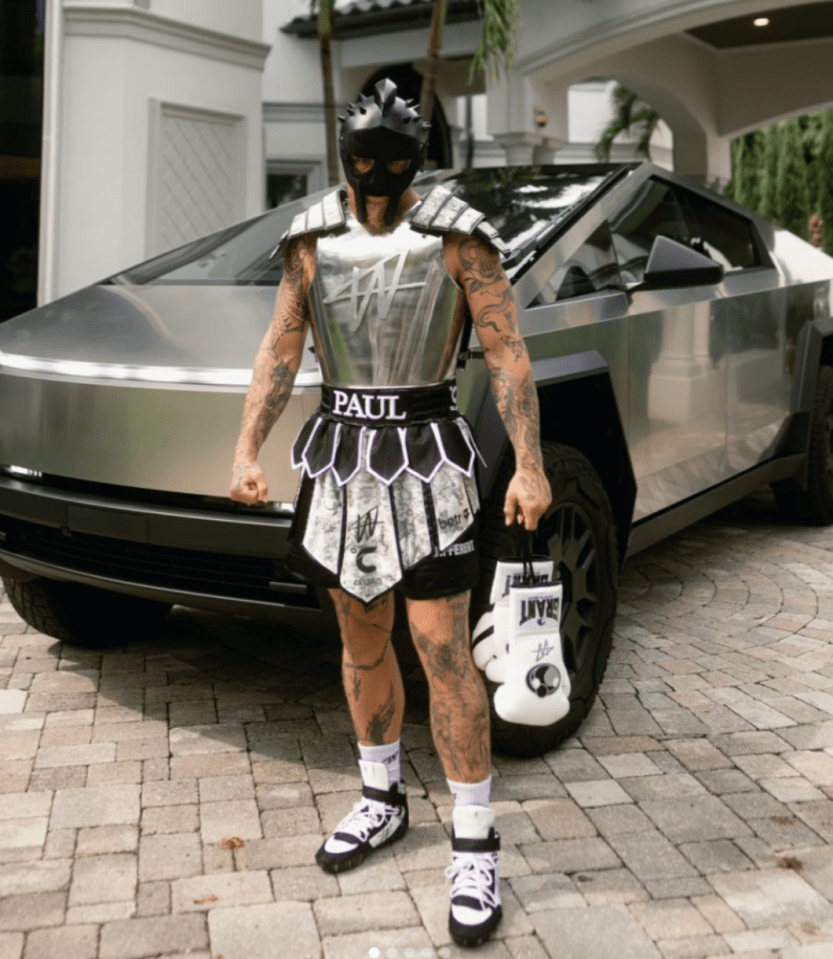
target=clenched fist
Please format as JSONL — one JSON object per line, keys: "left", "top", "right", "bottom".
{"left": 230, "top": 460, "right": 269, "bottom": 506}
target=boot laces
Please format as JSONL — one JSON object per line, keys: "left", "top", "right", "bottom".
{"left": 445, "top": 851, "right": 500, "bottom": 909}
{"left": 336, "top": 797, "right": 400, "bottom": 844}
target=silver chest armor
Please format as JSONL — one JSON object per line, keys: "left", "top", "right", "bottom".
{"left": 309, "top": 210, "right": 463, "bottom": 387}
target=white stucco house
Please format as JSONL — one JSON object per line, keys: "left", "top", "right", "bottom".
{"left": 35, "top": 0, "right": 833, "bottom": 304}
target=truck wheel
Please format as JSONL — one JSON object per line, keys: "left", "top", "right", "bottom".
{"left": 474, "top": 442, "right": 618, "bottom": 757}
{"left": 773, "top": 365, "right": 833, "bottom": 525}
{"left": 2, "top": 576, "right": 172, "bottom": 648}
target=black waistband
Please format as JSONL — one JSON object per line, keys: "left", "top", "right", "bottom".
{"left": 320, "top": 382, "right": 459, "bottom": 426}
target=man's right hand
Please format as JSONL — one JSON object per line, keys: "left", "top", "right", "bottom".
{"left": 230, "top": 461, "right": 269, "bottom": 505}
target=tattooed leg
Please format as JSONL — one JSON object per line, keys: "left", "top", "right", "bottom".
{"left": 406, "top": 591, "right": 491, "bottom": 783}
{"left": 329, "top": 589, "right": 405, "bottom": 747}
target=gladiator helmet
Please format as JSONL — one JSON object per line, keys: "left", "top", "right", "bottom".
{"left": 338, "top": 78, "right": 430, "bottom": 225}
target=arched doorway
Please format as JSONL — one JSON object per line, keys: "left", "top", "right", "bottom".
{"left": 359, "top": 64, "right": 453, "bottom": 170}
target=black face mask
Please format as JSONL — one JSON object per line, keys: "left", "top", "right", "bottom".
{"left": 340, "top": 129, "right": 425, "bottom": 226}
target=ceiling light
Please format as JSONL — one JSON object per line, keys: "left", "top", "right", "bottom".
{"left": 753, "top": 17, "right": 770, "bottom": 27}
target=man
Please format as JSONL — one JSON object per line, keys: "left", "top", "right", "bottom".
{"left": 230, "top": 78, "right": 551, "bottom": 948}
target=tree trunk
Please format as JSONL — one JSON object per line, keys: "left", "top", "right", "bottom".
{"left": 318, "top": 0, "right": 339, "bottom": 187}
{"left": 420, "top": 0, "right": 447, "bottom": 141}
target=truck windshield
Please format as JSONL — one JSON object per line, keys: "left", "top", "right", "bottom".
{"left": 104, "top": 165, "right": 632, "bottom": 287}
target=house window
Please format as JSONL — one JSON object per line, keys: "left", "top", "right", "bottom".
{"left": 266, "top": 172, "right": 308, "bottom": 209}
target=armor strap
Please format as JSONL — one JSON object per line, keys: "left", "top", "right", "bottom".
{"left": 272, "top": 189, "right": 348, "bottom": 259}
{"left": 410, "top": 185, "right": 508, "bottom": 255}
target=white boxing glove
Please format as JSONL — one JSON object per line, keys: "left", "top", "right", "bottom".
{"left": 480, "top": 556, "right": 555, "bottom": 683}
{"left": 492, "top": 582, "right": 571, "bottom": 727}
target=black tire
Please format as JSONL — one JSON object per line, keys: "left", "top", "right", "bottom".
{"left": 474, "top": 443, "right": 619, "bottom": 757}
{"left": 2, "top": 576, "right": 172, "bottom": 648}
{"left": 773, "top": 365, "right": 833, "bottom": 525}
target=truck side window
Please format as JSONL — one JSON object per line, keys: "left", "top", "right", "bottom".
{"left": 676, "top": 188, "right": 762, "bottom": 271}
{"left": 532, "top": 221, "right": 622, "bottom": 306}
{"left": 609, "top": 180, "right": 690, "bottom": 284}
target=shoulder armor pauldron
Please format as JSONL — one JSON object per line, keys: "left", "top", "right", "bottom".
{"left": 410, "top": 184, "right": 508, "bottom": 256}
{"left": 272, "top": 189, "right": 348, "bottom": 260}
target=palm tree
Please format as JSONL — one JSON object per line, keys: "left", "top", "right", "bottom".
{"left": 421, "top": 0, "right": 522, "bottom": 132}
{"left": 594, "top": 85, "right": 659, "bottom": 161}
{"left": 310, "top": 0, "right": 339, "bottom": 186}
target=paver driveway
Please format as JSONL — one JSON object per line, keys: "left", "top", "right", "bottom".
{"left": 3, "top": 489, "right": 833, "bottom": 959}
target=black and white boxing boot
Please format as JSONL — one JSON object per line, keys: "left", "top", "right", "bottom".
{"left": 315, "top": 759, "right": 409, "bottom": 874}
{"left": 446, "top": 805, "right": 502, "bottom": 947}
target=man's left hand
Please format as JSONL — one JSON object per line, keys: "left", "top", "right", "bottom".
{"left": 504, "top": 468, "right": 552, "bottom": 530}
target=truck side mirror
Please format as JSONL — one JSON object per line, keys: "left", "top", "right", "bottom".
{"left": 641, "top": 235, "right": 724, "bottom": 288}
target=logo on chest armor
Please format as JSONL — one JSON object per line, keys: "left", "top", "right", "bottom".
{"left": 322, "top": 250, "right": 425, "bottom": 331}
{"left": 333, "top": 390, "right": 407, "bottom": 421}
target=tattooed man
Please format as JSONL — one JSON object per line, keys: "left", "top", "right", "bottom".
{"left": 230, "top": 79, "right": 550, "bottom": 947}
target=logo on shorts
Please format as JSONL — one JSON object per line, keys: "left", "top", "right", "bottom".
{"left": 332, "top": 389, "right": 407, "bottom": 421}
{"left": 352, "top": 507, "right": 379, "bottom": 543}
{"left": 435, "top": 539, "right": 475, "bottom": 557}
{"left": 437, "top": 508, "right": 470, "bottom": 532}
{"left": 350, "top": 508, "right": 380, "bottom": 572}
{"left": 356, "top": 546, "right": 377, "bottom": 573}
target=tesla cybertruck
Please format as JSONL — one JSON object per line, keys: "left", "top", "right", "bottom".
{"left": 2, "top": 162, "right": 833, "bottom": 754}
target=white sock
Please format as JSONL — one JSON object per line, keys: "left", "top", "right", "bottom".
{"left": 358, "top": 739, "right": 401, "bottom": 789}
{"left": 447, "top": 775, "right": 492, "bottom": 808}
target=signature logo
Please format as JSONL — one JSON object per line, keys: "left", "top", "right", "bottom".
{"left": 322, "top": 251, "right": 424, "bottom": 331}
{"left": 351, "top": 507, "right": 379, "bottom": 543}
{"left": 535, "top": 639, "right": 555, "bottom": 662}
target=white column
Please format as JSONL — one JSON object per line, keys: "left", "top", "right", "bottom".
{"left": 487, "top": 73, "right": 568, "bottom": 166}
{"left": 38, "top": 0, "right": 65, "bottom": 306}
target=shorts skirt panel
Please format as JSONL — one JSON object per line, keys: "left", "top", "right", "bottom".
{"left": 286, "top": 383, "right": 483, "bottom": 604}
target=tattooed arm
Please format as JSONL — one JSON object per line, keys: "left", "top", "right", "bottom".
{"left": 445, "top": 233, "right": 551, "bottom": 530}
{"left": 229, "top": 235, "right": 315, "bottom": 505}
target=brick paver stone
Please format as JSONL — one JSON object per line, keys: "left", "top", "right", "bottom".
{"left": 0, "top": 892, "right": 65, "bottom": 932}
{"left": 508, "top": 873, "right": 585, "bottom": 911}
{"left": 68, "top": 853, "right": 137, "bottom": 905}
{"left": 709, "top": 868, "right": 833, "bottom": 929}
{"left": 99, "top": 914, "right": 208, "bottom": 959}
{"left": 171, "top": 870, "right": 272, "bottom": 912}
{"left": 317, "top": 927, "right": 434, "bottom": 959}
{"left": 0, "top": 861, "right": 70, "bottom": 897}
{"left": 315, "top": 890, "right": 421, "bottom": 937}
{"left": 139, "top": 834, "right": 202, "bottom": 882}
{"left": 50, "top": 784, "right": 140, "bottom": 829}
{"left": 629, "top": 898, "right": 714, "bottom": 940}
{"left": 534, "top": 904, "right": 662, "bottom": 959}
{"left": 208, "top": 902, "right": 319, "bottom": 959}
{"left": 23, "top": 924, "right": 97, "bottom": 959}
{"left": 199, "top": 798, "right": 263, "bottom": 843}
